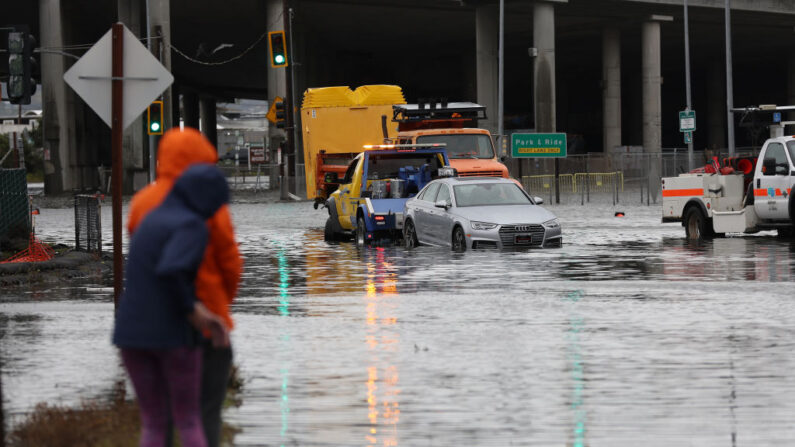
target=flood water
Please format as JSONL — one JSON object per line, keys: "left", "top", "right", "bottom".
{"left": 3, "top": 200, "right": 795, "bottom": 446}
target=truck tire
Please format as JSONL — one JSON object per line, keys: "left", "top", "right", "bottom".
{"left": 356, "top": 215, "right": 368, "bottom": 247}
{"left": 324, "top": 217, "right": 338, "bottom": 242}
{"left": 404, "top": 219, "right": 419, "bottom": 249}
{"left": 452, "top": 226, "right": 467, "bottom": 252}
{"left": 684, "top": 206, "right": 713, "bottom": 240}
{"left": 790, "top": 193, "right": 794, "bottom": 224}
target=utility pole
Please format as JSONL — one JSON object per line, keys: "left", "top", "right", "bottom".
{"left": 288, "top": 7, "right": 301, "bottom": 196}
{"left": 725, "top": 0, "right": 736, "bottom": 156}
{"left": 497, "top": 0, "right": 504, "bottom": 157}
{"left": 684, "top": 0, "right": 694, "bottom": 170}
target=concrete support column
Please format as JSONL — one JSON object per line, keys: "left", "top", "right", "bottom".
{"left": 183, "top": 90, "right": 200, "bottom": 130}
{"left": 40, "top": 0, "right": 70, "bottom": 194}
{"left": 707, "top": 59, "right": 725, "bottom": 152}
{"left": 602, "top": 28, "right": 622, "bottom": 153}
{"left": 117, "top": 0, "right": 147, "bottom": 192}
{"left": 200, "top": 97, "right": 218, "bottom": 149}
{"left": 787, "top": 50, "right": 795, "bottom": 135}
{"left": 475, "top": 3, "right": 498, "bottom": 136}
{"left": 642, "top": 19, "right": 664, "bottom": 202}
{"left": 533, "top": 2, "right": 556, "bottom": 133}
{"left": 148, "top": 0, "right": 173, "bottom": 130}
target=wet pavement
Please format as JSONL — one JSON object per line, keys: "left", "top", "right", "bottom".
{"left": 3, "top": 201, "right": 795, "bottom": 445}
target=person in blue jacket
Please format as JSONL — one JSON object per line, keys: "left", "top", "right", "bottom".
{"left": 113, "top": 164, "right": 230, "bottom": 447}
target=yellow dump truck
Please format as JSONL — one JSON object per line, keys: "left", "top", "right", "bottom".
{"left": 301, "top": 85, "right": 406, "bottom": 201}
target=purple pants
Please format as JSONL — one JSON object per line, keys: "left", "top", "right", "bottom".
{"left": 121, "top": 347, "right": 207, "bottom": 447}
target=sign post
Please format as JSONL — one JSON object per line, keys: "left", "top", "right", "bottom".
{"left": 111, "top": 24, "right": 124, "bottom": 308}
{"left": 679, "top": 109, "right": 696, "bottom": 152}
{"left": 64, "top": 23, "right": 174, "bottom": 307}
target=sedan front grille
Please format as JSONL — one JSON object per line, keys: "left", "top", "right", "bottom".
{"left": 499, "top": 224, "right": 545, "bottom": 247}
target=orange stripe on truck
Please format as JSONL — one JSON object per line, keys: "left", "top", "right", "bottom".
{"left": 662, "top": 188, "right": 704, "bottom": 197}
{"left": 754, "top": 189, "right": 767, "bottom": 197}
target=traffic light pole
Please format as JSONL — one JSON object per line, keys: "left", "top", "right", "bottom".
{"left": 146, "top": 0, "right": 157, "bottom": 182}
{"left": 283, "top": 0, "right": 295, "bottom": 193}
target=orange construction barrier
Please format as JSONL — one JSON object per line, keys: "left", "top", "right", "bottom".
{"left": 0, "top": 232, "right": 54, "bottom": 264}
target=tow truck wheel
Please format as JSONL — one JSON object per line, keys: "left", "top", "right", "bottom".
{"left": 684, "top": 206, "right": 712, "bottom": 240}
{"left": 324, "top": 218, "right": 338, "bottom": 242}
{"left": 404, "top": 219, "right": 419, "bottom": 249}
{"left": 452, "top": 226, "right": 467, "bottom": 252}
{"left": 356, "top": 216, "right": 368, "bottom": 247}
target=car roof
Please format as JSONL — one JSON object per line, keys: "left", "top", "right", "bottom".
{"left": 435, "top": 176, "right": 516, "bottom": 185}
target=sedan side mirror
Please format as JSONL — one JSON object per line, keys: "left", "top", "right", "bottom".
{"left": 533, "top": 196, "right": 544, "bottom": 205}
{"left": 435, "top": 200, "right": 451, "bottom": 210}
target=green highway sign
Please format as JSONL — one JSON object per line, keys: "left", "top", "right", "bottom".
{"left": 511, "top": 133, "right": 567, "bottom": 158}
{"left": 679, "top": 110, "right": 696, "bottom": 132}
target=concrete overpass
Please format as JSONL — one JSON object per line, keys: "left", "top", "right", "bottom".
{"left": 4, "top": 0, "right": 795, "bottom": 193}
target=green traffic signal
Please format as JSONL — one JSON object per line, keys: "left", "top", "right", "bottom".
{"left": 268, "top": 31, "right": 288, "bottom": 68}
{"left": 147, "top": 101, "right": 164, "bottom": 135}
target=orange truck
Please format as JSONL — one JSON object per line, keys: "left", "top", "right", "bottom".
{"left": 391, "top": 101, "right": 510, "bottom": 179}
{"left": 301, "top": 85, "right": 511, "bottom": 205}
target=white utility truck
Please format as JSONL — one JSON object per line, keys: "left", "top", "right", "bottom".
{"left": 662, "top": 131, "right": 795, "bottom": 240}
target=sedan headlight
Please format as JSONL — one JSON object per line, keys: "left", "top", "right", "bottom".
{"left": 543, "top": 218, "right": 560, "bottom": 230}
{"left": 471, "top": 221, "right": 498, "bottom": 230}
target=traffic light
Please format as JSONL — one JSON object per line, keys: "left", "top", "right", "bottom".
{"left": 7, "top": 27, "right": 37, "bottom": 105}
{"left": 274, "top": 99, "right": 286, "bottom": 129}
{"left": 147, "top": 100, "right": 164, "bottom": 135}
{"left": 268, "top": 30, "right": 288, "bottom": 68}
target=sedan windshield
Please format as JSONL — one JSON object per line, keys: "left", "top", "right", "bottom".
{"left": 454, "top": 183, "right": 531, "bottom": 207}
{"left": 417, "top": 134, "right": 495, "bottom": 159}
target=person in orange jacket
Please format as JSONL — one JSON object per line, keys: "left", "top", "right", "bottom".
{"left": 127, "top": 127, "right": 243, "bottom": 447}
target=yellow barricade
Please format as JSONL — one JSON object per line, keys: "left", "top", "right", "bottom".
{"left": 523, "top": 172, "right": 624, "bottom": 195}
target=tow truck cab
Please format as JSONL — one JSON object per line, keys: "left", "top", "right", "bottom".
{"left": 324, "top": 146, "right": 452, "bottom": 243}
{"left": 661, "top": 134, "right": 795, "bottom": 239}
{"left": 392, "top": 102, "right": 510, "bottom": 180}
{"left": 397, "top": 128, "right": 509, "bottom": 179}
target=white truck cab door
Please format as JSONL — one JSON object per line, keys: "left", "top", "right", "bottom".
{"left": 754, "top": 141, "right": 793, "bottom": 220}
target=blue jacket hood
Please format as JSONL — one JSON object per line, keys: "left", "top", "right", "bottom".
{"left": 171, "top": 164, "right": 229, "bottom": 219}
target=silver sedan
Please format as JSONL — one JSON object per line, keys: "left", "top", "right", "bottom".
{"left": 402, "top": 177, "right": 562, "bottom": 250}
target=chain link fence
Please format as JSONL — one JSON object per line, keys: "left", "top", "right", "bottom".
{"left": 0, "top": 168, "right": 30, "bottom": 245}
{"left": 74, "top": 194, "right": 102, "bottom": 253}
{"left": 513, "top": 149, "right": 759, "bottom": 206}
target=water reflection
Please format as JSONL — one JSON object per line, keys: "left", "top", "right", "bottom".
{"left": 565, "top": 290, "right": 587, "bottom": 447}
{"left": 364, "top": 247, "right": 400, "bottom": 447}
{"left": 275, "top": 243, "right": 291, "bottom": 447}
{"left": 659, "top": 236, "right": 795, "bottom": 282}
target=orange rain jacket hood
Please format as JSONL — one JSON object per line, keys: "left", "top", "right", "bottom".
{"left": 127, "top": 127, "right": 242, "bottom": 330}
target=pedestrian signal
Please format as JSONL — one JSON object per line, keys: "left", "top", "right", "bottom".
{"left": 147, "top": 100, "right": 164, "bottom": 135}
{"left": 268, "top": 31, "right": 288, "bottom": 68}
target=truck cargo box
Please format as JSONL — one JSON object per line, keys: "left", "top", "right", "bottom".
{"left": 301, "top": 85, "right": 406, "bottom": 200}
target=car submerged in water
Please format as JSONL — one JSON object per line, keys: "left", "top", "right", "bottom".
{"left": 402, "top": 177, "right": 562, "bottom": 250}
